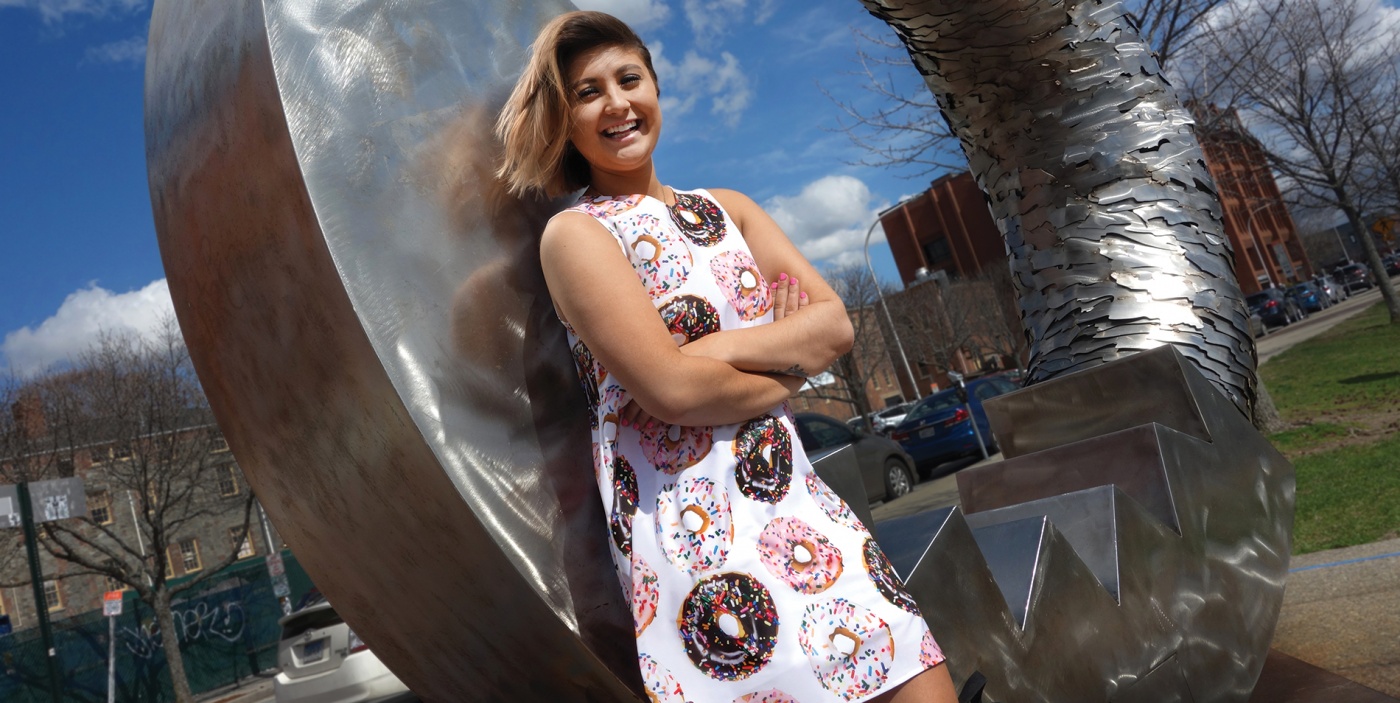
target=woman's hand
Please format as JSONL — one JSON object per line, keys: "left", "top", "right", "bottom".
{"left": 771, "top": 272, "right": 809, "bottom": 321}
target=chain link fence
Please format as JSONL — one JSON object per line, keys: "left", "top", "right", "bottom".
{"left": 0, "top": 552, "right": 316, "bottom": 702}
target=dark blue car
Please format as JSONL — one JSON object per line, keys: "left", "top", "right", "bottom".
{"left": 889, "top": 374, "right": 1021, "bottom": 478}
{"left": 1287, "top": 282, "right": 1329, "bottom": 313}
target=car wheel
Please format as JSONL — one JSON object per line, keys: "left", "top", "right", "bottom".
{"left": 884, "top": 459, "right": 913, "bottom": 500}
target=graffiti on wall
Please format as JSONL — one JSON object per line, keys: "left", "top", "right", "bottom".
{"left": 121, "top": 600, "right": 246, "bottom": 659}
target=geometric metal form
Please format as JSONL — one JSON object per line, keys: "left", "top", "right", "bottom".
{"left": 857, "top": 0, "right": 1259, "bottom": 415}
{"left": 892, "top": 346, "right": 1293, "bottom": 702}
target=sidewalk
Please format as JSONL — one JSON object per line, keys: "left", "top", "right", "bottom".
{"left": 193, "top": 675, "right": 276, "bottom": 703}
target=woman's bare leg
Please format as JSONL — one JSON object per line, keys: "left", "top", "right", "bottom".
{"left": 869, "top": 664, "right": 959, "bottom": 703}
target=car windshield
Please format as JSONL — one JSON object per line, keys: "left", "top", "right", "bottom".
{"left": 903, "top": 392, "right": 961, "bottom": 423}
{"left": 876, "top": 405, "right": 907, "bottom": 419}
{"left": 1245, "top": 292, "right": 1271, "bottom": 307}
{"left": 1289, "top": 284, "right": 1311, "bottom": 294}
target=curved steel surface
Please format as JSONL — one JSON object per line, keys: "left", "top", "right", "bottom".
{"left": 858, "top": 0, "right": 1258, "bottom": 415}
{"left": 145, "top": 0, "right": 644, "bottom": 699}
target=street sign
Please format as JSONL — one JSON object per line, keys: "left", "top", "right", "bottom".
{"left": 0, "top": 485, "right": 17, "bottom": 529}
{"left": 272, "top": 573, "right": 291, "bottom": 598}
{"left": 102, "top": 591, "right": 123, "bottom": 617}
{"left": 29, "top": 478, "right": 87, "bottom": 524}
{"left": 266, "top": 552, "right": 285, "bottom": 577}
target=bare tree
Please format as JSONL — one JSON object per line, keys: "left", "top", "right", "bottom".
{"left": 959, "top": 269, "right": 1028, "bottom": 372}
{"left": 813, "top": 264, "right": 902, "bottom": 426}
{"left": 1188, "top": 0, "right": 1400, "bottom": 323}
{"left": 0, "top": 321, "right": 254, "bottom": 703}
{"left": 830, "top": 0, "right": 1230, "bottom": 177}
{"left": 889, "top": 277, "right": 985, "bottom": 382}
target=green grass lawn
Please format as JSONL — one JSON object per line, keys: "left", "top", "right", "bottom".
{"left": 1260, "top": 302, "right": 1400, "bottom": 554}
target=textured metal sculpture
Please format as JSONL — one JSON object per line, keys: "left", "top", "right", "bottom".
{"left": 857, "top": 0, "right": 1258, "bottom": 416}
{"left": 145, "top": 0, "right": 1291, "bottom": 702}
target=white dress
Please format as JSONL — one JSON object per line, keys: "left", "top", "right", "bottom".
{"left": 559, "top": 188, "right": 944, "bottom": 702}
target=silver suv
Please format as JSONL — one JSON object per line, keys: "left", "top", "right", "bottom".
{"left": 274, "top": 598, "right": 412, "bottom": 702}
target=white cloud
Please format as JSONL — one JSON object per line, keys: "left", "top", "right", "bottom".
{"left": 1, "top": 280, "right": 175, "bottom": 377}
{"left": 653, "top": 41, "right": 752, "bottom": 128}
{"left": 680, "top": 0, "right": 778, "bottom": 42}
{"left": 763, "top": 175, "right": 887, "bottom": 267}
{"left": 0, "top": 0, "right": 146, "bottom": 24}
{"left": 84, "top": 35, "right": 145, "bottom": 64}
{"left": 571, "top": 0, "right": 672, "bottom": 31}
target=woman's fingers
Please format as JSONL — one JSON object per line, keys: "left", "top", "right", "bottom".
{"left": 786, "top": 275, "right": 800, "bottom": 315}
{"left": 619, "top": 400, "right": 658, "bottom": 430}
{"left": 772, "top": 272, "right": 790, "bottom": 319}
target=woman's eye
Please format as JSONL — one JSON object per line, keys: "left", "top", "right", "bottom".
{"left": 621, "top": 74, "right": 642, "bottom": 86}
{"left": 576, "top": 87, "right": 598, "bottom": 99}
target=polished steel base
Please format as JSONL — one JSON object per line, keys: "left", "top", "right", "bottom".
{"left": 878, "top": 346, "right": 1294, "bottom": 702}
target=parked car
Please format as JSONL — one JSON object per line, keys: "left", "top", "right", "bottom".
{"left": 1336, "top": 263, "right": 1374, "bottom": 293}
{"left": 1247, "top": 310, "right": 1267, "bottom": 338}
{"left": 888, "top": 374, "right": 1020, "bottom": 478}
{"left": 795, "top": 412, "right": 919, "bottom": 502}
{"left": 1385, "top": 254, "right": 1400, "bottom": 277}
{"left": 275, "top": 596, "right": 412, "bottom": 703}
{"left": 1287, "top": 281, "right": 1329, "bottom": 313}
{"left": 1311, "top": 274, "right": 1348, "bottom": 305}
{"left": 1245, "top": 288, "right": 1304, "bottom": 328}
{"left": 871, "top": 402, "right": 913, "bottom": 434}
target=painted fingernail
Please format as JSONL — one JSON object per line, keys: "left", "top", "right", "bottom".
{"left": 772, "top": 282, "right": 780, "bottom": 290}
{"left": 790, "top": 277, "right": 798, "bottom": 285}
{"left": 620, "top": 419, "right": 630, "bottom": 427}
{"left": 800, "top": 292, "right": 808, "bottom": 298}
{"left": 779, "top": 273, "right": 788, "bottom": 281}
{"left": 646, "top": 422, "right": 655, "bottom": 429}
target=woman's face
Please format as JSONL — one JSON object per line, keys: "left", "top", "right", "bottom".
{"left": 565, "top": 44, "right": 661, "bottom": 182}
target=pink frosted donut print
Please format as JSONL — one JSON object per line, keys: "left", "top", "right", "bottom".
{"left": 655, "top": 476, "right": 732, "bottom": 576}
{"left": 640, "top": 654, "right": 687, "bottom": 703}
{"left": 920, "top": 628, "right": 946, "bottom": 669}
{"left": 573, "top": 193, "right": 643, "bottom": 218}
{"left": 623, "top": 214, "right": 691, "bottom": 297}
{"left": 798, "top": 598, "right": 896, "bottom": 701}
{"left": 633, "top": 555, "right": 660, "bottom": 636}
{"left": 806, "top": 473, "right": 863, "bottom": 532}
{"left": 758, "top": 517, "right": 844, "bottom": 594}
{"left": 709, "top": 250, "right": 771, "bottom": 321}
{"left": 640, "top": 422, "right": 714, "bottom": 474}
{"left": 735, "top": 690, "right": 799, "bottom": 703}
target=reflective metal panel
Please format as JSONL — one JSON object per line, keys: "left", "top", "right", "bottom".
{"left": 145, "top": 1, "right": 642, "bottom": 699}
{"left": 858, "top": 0, "right": 1258, "bottom": 414}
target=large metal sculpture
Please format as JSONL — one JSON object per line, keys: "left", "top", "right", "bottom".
{"left": 145, "top": 0, "right": 1291, "bottom": 701}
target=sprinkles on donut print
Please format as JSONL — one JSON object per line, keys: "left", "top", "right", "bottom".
{"left": 806, "top": 473, "right": 864, "bottom": 532}
{"left": 862, "top": 537, "right": 921, "bottom": 615}
{"left": 919, "top": 628, "right": 946, "bottom": 669}
{"left": 709, "top": 250, "right": 772, "bottom": 321}
{"left": 641, "top": 422, "right": 714, "bottom": 475}
{"left": 798, "top": 598, "right": 896, "bottom": 700}
{"left": 574, "top": 193, "right": 644, "bottom": 219}
{"left": 668, "top": 192, "right": 728, "bottom": 246}
{"left": 734, "top": 690, "right": 800, "bottom": 703}
{"left": 609, "top": 456, "right": 638, "bottom": 557}
{"left": 633, "top": 556, "right": 661, "bottom": 636}
{"left": 622, "top": 214, "right": 692, "bottom": 297}
{"left": 640, "top": 654, "right": 687, "bottom": 703}
{"left": 757, "top": 517, "right": 844, "bottom": 594}
{"left": 733, "top": 416, "right": 794, "bottom": 503}
{"left": 678, "top": 573, "right": 779, "bottom": 681}
{"left": 656, "top": 476, "right": 733, "bottom": 575}
{"left": 658, "top": 294, "right": 722, "bottom": 345}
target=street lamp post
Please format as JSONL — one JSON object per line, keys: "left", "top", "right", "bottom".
{"left": 863, "top": 217, "right": 921, "bottom": 402}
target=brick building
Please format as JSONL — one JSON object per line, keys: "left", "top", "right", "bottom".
{"left": 1, "top": 398, "right": 273, "bottom": 635}
{"left": 1196, "top": 107, "right": 1313, "bottom": 292}
{"left": 879, "top": 172, "right": 1005, "bottom": 285}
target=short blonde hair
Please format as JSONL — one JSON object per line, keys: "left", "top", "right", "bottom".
{"left": 495, "top": 11, "right": 658, "bottom": 198}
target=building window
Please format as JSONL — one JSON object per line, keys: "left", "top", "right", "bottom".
{"left": 89, "top": 446, "right": 109, "bottom": 467}
{"left": 209, "top": 434, "right": 230, "bottom": 453}
{"left": 42, "top": 581, "right": 63, "bottom": 612}
{"left": 105, "top": 574, "right": 127, "bottom": 593}
{"left": 229, "top": 527, "right": 256, "bottom": 559}
{"left": 111, "top": 445, "right": 133, "bottom": 462}
{"left": 217, "top": 466, "right": 240, "bottom": 497}
{"left": 57, "top": 458, "right": 75, "bottom": 478}
{"left": 88, "top": 491, "right": 113, "bottom": 525}
{"left": 179, "top": 538, "right": 202, "bottom": 573}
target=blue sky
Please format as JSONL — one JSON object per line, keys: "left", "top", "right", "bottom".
{"left": 0, "top": 0, "right": 947, "bottom": 376}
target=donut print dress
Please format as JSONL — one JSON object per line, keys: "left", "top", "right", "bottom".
{"left": 559, "top": 188, "right": 944, "bottom": 703}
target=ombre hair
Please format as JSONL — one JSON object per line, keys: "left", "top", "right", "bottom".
{"left": 495, "top": 11, "right": 658, "bottom": 198}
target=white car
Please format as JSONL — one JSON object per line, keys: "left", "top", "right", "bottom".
{"left": 871, "top": 403, "right": 913, "bottom": 434}
{"left": 274, "top": 598, "right": 413, "bottom": 703}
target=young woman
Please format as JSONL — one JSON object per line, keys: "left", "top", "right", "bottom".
{"left": 496, "top": 11, "right": 957, "bottom": 703}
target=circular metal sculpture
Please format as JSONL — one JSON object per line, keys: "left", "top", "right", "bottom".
{"left": 145, "top": 1, "right": 1292, "bottom": 702}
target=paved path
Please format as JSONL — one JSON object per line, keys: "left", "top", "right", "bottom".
{"left": 1257, "top": 285, "right": 1388, "bottom": 363}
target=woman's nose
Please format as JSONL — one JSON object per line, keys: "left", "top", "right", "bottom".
{"left": 602, "top": 87, "right": 629, "bottom": 113}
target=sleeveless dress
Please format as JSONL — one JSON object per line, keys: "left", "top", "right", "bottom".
{"left": 558, "top": 188, "right": 944, "bottom": 703}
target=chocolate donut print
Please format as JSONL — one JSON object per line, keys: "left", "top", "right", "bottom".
{"left": 640, "top": 654, "right": 687, "bottom": 703}
{"left": 805, "top": 473, "right": 863, "bottom": 532}
{"left": 656, "top": 476, "right": 733, "bottom": 575}
{"left": 669, "top": 192, "right": 728, "bottom": 246}
{"left": 733, "top": 415, "right": 793, "bottom": 503}
{"left": 609, "top": 456, "right": 638, "bottom": 557}
{"left": 735, "top": 690, "right": 799, "bottom": 703}
{"left": 575, "top": 193, "right": 644, "bottom": 219}
{"left": 633, "top": 555, "right": 660, "bottom": 636}
{"left": 709, "top": 250, "right": 772, "bottom": 321}
{"left": 622, "top": 214, "right": 692, "bottom": 297}
{"left": 798, "top": 598, "right": 897, "bottom": 700}
{"left": 678, "top": 573, "right": 779, "bottom": 681}
{"left": 862, "top": 537, "right": 921, "bottom": 616}
{"left": 757, "top": 517, "right": 844, "bottom": 595}
{"left": 640, "top": 422, "right": 714, "bottom": 475}
{"left": 572, "top": 341, "right": 602, "bottom": 427}
{"left": 658, "top": 294, "right": 722, "bottom": 345}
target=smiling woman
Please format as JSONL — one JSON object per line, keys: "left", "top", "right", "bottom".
{"left": 494, "top": 11, "right": 956, "bottom": 703}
